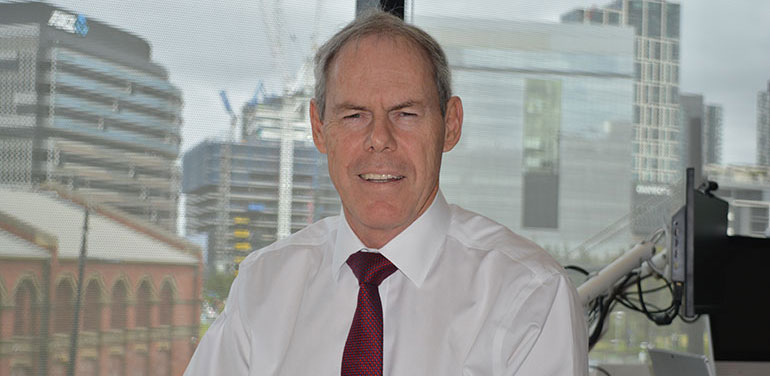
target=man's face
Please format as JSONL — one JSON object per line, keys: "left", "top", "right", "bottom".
{"left": 310, "top": 35, "right": 463, "bottom": 248}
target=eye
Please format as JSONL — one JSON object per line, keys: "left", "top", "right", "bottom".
{"left": 390, "top": 110, "right": 419, "bottom": 127}
{"left": 343, "top": 113, "right": 360, "bottom": 119}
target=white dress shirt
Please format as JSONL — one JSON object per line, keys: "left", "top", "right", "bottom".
{"left": 185, "top": 192, "right": 588, "bottom": 375}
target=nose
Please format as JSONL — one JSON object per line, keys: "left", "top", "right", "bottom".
{"left": 364, "top": 115, "right": 397, "bottom": 152}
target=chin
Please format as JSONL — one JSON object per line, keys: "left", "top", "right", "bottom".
{"left": 356, "top": 205, "right": 410, "bottom": 229}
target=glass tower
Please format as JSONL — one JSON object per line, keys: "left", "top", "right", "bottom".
{"left": 562, "top": 0, "right": 682, "bottom": 235}
{"left": 758, "top": 80, "right": 770, "bottom": 166}
{"left": 0, "top": 2, "right": 183, "bottom": 231}
{"left": 704, "top": 103, "right": 722, "bottom": 165}
{"left": 416, "top": 16, "right": 636, "bottom": 255}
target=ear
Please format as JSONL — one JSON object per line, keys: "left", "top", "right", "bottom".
{"left": 310, "top": 99, "right": 327, "bottom": 154}
{"left": 442, "top": 96, "right": 463, "bottom": 152}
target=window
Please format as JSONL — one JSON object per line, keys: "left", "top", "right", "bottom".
{"left": 82, "top": 281, "right": 102, "bottom": 332}
{"left": 666, "top": 3, "right": 681, "bottom": 38}
{"left": 521, "top": 79, "right": 561, "bottom": 229}
{"left": 158, "top": 282, "right": 174, "bottom": 326}
{"left": 647, "top": 1, "right": 662, "bottom": 38}
{"left": 0, "top": 1, "right": 765, "bottom": 374}
{"left": 54, "top": 280, "right": 75, "bottom": 333}
{"left": 0, "top": 57, "right": 19, "bottom": 71}
{"left": 627, "top": 1, "right": 644, "bottom": 35}
{"left": 135, "top": 281, "right": 152, "bottom": 328}
{"left": 13, "top": 279, "right": 38, "bottom": 336}
{"left": 110, "top": 281, "right": 128, "bottom": 329}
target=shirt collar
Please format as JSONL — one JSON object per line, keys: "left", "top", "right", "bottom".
{"left": 332, "top": 190, "right": 451, "bottom": 288}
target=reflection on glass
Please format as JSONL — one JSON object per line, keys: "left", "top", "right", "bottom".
{"left": 0, "top": 0, "right": 767, "bottom": 374}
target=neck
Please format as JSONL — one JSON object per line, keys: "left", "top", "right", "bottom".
{"left": 345, "top": 188, "right": 439, "bottom": 249}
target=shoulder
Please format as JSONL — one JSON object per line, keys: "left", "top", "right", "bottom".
{"left": 237, "top": 215, "right": 339, "bottom": 275}
{"left": 222, "top": 215, "right": 340, "bottom": 316}
{"left": 445, "top": 204, "right": 564, "bottom": 283}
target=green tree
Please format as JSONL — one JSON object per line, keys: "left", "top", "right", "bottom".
{"left": 204, "top": 271, "right": 236, "bottom": 313}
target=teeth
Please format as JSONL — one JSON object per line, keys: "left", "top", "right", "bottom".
{"left": 360, "top": 173, "right": 403, "bottom": 181}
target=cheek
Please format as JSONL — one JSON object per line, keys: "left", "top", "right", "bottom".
{"left": 419, "top": 131, "right": 446, "bottom": 167}
{"left": 324, "top": 126, "right": 351, "bottom": 151}
{"left": 405, "top": 142, "right": 440, "bottom": 183}
{"left": 324, "top": 139, "right": 352, "bottom": 180}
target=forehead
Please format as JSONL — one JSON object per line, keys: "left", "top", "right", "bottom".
{"left": 326, "top": 34, "right": 434, "bottom": 97}
{"left": 335, "top": 33, "right": 429, "bottom": 63}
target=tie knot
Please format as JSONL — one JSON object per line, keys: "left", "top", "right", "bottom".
{"left": 346, "top": 251, "right": 397, "bottom": 286}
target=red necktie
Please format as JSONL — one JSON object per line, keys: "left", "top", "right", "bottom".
{"left": 341, "top": 251, "right": 398, "bottom": 376}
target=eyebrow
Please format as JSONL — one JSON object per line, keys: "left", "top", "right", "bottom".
{"left": 388, "top": 100, "right": 422, "bottom": 112}
{"left": 332, "top": 100, "right": 423, "bottom": 114}
{"left": 333, "top": 102, "right": 368, "bottom": 113}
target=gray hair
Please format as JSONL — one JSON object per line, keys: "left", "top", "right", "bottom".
{"left": 313, "top": 11, "right": 452, "bottom": 121}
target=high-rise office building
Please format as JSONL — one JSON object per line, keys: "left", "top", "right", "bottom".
{"left": 679, "top": 93, "right": 704, "bottom": 182}
{"left": 563, "top": 0, "right": 681, "bottom": 183}
{"left": 416, "top": 16, "right": 636, "bottom": 254}
{"left": 183, "top": 79, "right": 340, "bottom": 273}
{"left": 563, "top": 0, "right": 682, "bottom": 235}
{"left": 678, "top": 93, "right": 722, "bottom": 174}
{"left": 182, "top": 138, "right": 340, "bottom": 273}
{"left": 703, "top": 103, "right": 722, "bottom": 165}
{"left": 758, "top": 80, "right": 770, "bottom": 166}
{"left": 0, "top": 2, "right": 182, "bottom": 231}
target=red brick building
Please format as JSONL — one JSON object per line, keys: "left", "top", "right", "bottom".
{"left": 0, "top": 186, "right": 202, "bottom": 376}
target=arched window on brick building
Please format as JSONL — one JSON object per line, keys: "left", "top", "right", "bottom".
{"left": 13, "top": 279, "right": 38, "bottom": 336}
{"left": 82, "top": 280, "right": 102, "bottom": 332}
{"left": 158, "top": 281, "right": 174, "bottom": 326}
{"left": 110, "top": 281, "right": 128, "bottom": 329}
{"left": 54, "top": 279, "right": 75, "bottom": 333}
{"left": 135, "top": 281, "right": 152, "bottom": 328}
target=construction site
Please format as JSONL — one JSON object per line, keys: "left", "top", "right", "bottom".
{"left": 181, "top": 73, "right": 340, "bottom": 273}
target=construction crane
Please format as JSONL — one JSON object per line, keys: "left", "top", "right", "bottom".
{"left": 258, "top": 0, "right": 296, "bottom": 240}
{"left": 246, "top": 82, "right": 267, "bottom": 107}
{"left": 242, "top": 82, "right": 268, "bottom": 140}
{"left": 211, "top": 0, "right": 323, "bottom": 247}
{"left": 258, "top": 0, "right": 292, "bottom": 94}
{"left": 215, "top": 90, "right": 238, "bottom": 272}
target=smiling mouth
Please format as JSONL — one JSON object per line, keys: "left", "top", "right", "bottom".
{"left": 359, "top": 173, "right": 405, "bottom": 183}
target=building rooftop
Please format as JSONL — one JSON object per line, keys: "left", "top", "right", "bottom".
{"left": 0, "top": 1, "right": 153, "bottom": 58}
{"left": 0, "top": 228, "right": 50, "bottom": 259}
{"left": 705, "top": 164, "right": 770, "bottom": 188}
{"left": 414, "top": 15, "right": 635, "bottom": 56}
{"left": 0, "top": 187, "right": 199, "bottom": 265}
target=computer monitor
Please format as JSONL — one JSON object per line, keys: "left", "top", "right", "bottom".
{"left": 672, "top": 168, "right": 770, "bottom": 362}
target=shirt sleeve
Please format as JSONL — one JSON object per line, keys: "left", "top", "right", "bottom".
{"left": 502, "top": 273, "right": 588, "bottom": 376}
{"left": 184, "top": 276, "right": 250, "bottom": 375}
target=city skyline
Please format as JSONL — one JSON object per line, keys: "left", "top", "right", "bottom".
{"left": 27, "top": 0, "right": 769, "bottom": 166}
{"left": 1, "top": 3, "right": 767, "bottom": 372}
{"left": 563, "top": 0, "right": 683, "bottom": 186}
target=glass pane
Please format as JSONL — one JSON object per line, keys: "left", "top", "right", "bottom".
{"left": 647, "top": 1, "right": 662, "bottom": 38}
{"left": 0, "top": 1, "right": 767, "bottom": 375}
{"left": 666, "top": 3, "right": 681, "bottom": 38}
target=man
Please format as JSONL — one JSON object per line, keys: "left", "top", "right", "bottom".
{"left": 185, "top": 11, "right": 587, "bottom": 375}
